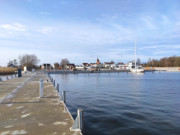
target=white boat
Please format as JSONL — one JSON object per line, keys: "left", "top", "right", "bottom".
{"left": 130, "top": 39, "right": 144, "bottom": 73}
{"left": 130, "top": 67, "right": 144, "bottom": 73}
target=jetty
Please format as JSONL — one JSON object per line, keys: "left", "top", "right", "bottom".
{"left": 0, "top": 72, "right": 81, "bottom": 135}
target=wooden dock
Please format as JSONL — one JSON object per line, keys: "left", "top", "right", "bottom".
{"left": 0, "top": 72, "right": 81, "bottom": 135}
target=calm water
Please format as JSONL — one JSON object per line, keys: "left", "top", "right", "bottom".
{"left": 51, "top": 72, "right": 180, "bottom": 135}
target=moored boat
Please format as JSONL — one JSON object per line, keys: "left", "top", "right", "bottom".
{"left": 130, "top": 39, "right": 144, "bottom": 73}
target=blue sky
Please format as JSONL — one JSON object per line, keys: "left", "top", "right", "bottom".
{"left": 0, "top": 0, "right": 180, "bottom": 66}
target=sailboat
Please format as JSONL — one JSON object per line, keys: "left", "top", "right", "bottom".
{"left": 130, "top": 39, "right": 144, "bottom": 73}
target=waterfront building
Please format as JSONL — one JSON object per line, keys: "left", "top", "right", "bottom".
{"left": 41, "top": 63, "right": 51, "bottom": 70}
{"left": 76, "top": 65, "right": 85, "bottom": 71}
{"left": 104, "top": 62, "right": 116, "bottom": 68}
{"left": 66, "top": 64, "right": 75, "bottom": 70}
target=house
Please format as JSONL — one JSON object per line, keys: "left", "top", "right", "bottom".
{"left": 82, "top": 63, "right": 89, "bottom": 67}
{"left": 127, "top": 61, "right": 142, "bottom": 69}
{"left": 66, "top": 64, "right": 75, "bottom": 70}
{"left": 8, "top": 63, "right": 16, "bottom": 68}
{"left": 116, "top": 62, "right": 128, "bottom": 70}
{"left": 90, "top": 63, "right": 97, "bottom": 67}
{"left": 41, "top": 63, "right": 51, "bottom": 70}
{"left": 76, "top": 65, "right": 85, "bottom": 71}
{"left": 104, "top": 62, "right": 116, "bottom": 68}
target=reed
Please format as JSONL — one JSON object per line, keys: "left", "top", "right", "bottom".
{"left": 0, "top": 67, "right": 17, "bottom": 75}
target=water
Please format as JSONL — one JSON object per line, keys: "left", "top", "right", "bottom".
{"left": 51, "top": 72, "right": 180, "bottom": 135}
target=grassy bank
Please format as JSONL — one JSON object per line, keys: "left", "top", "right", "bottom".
{"left": 0, "top": 67, "right": 17, "bottom": 75}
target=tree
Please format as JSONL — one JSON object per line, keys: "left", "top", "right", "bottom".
{"left": 137, "top": 58, "right": 141, "bottom": 65}
{"left": 7, "top": 59, "right": 18, "bottom": 67}
{"left": 110, "top": 60, "right": 115, "bottom": 64}
{"left": 19, "top": 54, "right": 40, "bottom": 68}
{"left": 60, "top": 58, "right": 69, "bottom": 69}
{"left": 174, "top": 57, "right": 180, "bottom": 66}
{"left": 54, "top": 62, "right": 60, "bottom": 70}
{"left": 142, "top": 56, "right": 180, "bottom": 67}
{"left": 7, "top": 60, "right": 13, "bottom": 67}
{"left": 13, "top": 59, "right": 18, "bottom": 66}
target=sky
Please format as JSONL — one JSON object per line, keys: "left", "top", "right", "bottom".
{"left": 0, "top": 0, "right": 180, "bottom": 66}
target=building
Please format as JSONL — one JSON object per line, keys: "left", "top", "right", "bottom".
{"left": 41, "top": 64, "right": 51, "bottom": 70}
{"left": 103, "top": 62, "right": 116, "bottom": 69}
{"left": 66, "top": 64, "right": 75, "bottom": 70}
{"left": 127, "top": 61, "right": 142, "bottom": 69}
{"left": 76, "top": 65, "right": 85, "bottom": 71}
{"left": 82, "top": 63, "right": 89, "bottom": 67}
{"left": 116, "top": 62, "right": 128, "bottom": 70}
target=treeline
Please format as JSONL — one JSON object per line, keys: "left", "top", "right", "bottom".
{"left": 142, "top": 56, "right": 180, "bottom": 67}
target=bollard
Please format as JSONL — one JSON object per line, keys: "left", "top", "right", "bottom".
{"left": 57, "top": 84, "right": 59, "bottom": 92}
{"left": 18, "top": 68, "right": 22, "bottom": 77}
{"left": 53, "top": 80, "right": 55, "bottom": 87}
{"left": 70, "top": 109, "right": 84, "bottom": 132}
{"left": 51, "top": 78, "right": 53, "bottom": 83}
{"left": 78, "top": 109, "right": 84, "bottom": 131}
{"left": 39, "top": 79, "right": 43, "bottom": 98}
{"left": 62, "top": 90, "right": 66, "bottom": 104}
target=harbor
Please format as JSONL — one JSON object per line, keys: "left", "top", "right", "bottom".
{"left": 0, "top": 72, "right": 82, "bottom": 135}
{"left": 50, "top": 71, "right": 180, "bottom": 135}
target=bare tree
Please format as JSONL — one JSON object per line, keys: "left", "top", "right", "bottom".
{"left": 60, "top": 58, "right": 69, "bottom": 69}
{"left": 142, "top": 56, "right": 180, "bottom": 67}
{"left": 110, "top": 60, "right": 115, "bottom": 64}
{"left": 137, "top": 58, "right": 141, "bottom": 65}
{"left": 7, "top": 59, "right": 18, "bottom": 67}
{"left": 54, "top": 62, "right": 60, "bottom": 70}
{"left": 19, "top": 54, "right": 40, "bottom": 68}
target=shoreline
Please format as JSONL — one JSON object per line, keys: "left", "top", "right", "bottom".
{"left": 47, "top": 70, "right": 130, "bottom": 74}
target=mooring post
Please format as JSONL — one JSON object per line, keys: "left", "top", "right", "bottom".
{"left": 62, "top": 90, "right": 66, "bottom": 104}
{"left": 70, "top": 108, "right": 84, "bottom": 132}
{"left": 57, "top": 83, "right": 59, "bottom": 92}
{"left": 78, "top": 109, "right": 84, "bottom": 131}
{"left": 53, "top": 80, "right": 55, "bottom": 87}
{"left": 40, "top": 79, "right": 43, "bottom": 98}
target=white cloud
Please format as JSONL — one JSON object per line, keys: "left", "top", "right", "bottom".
{"left": 0, "top": 23, "right": 27, "bottom": 31}
{"left": 141, "top": 16, "right": 157, "bottom": 30}
{"left": 140, "top": 44, "right": 180, "bottom": 49}
{"left": 37, "top": 27, "right": 53, "bottom": 34}
{"left": 154, "top": 50, "right": 178, "bottom": 55}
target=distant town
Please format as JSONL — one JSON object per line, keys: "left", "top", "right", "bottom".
{"left": 0, "top": 54, "right": 180, "bottom": 75}
{"left": 42, "top": 58, "right": 138, "bottom": 71}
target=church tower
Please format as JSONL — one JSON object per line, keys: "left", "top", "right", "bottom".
{"left": 96, "top": 57, "right": 100, "bottom": 64}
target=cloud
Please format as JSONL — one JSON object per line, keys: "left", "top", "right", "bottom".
{"left": 154, "top": 50, "right": 178, "bottom": 55}
{"left": 38, "top": 11, "right": 51, "bottom": 15}
{"left": 140, "top": 44, "right": 180, "bottom": 49}
{"left": 37, "top": 27, "right": 53, "bottom": 34}
{"left": 0, "top": 23, "right": 27, "bottom": 31}
{"left": 141, "top": 16, "right": 157, "bottom": 30}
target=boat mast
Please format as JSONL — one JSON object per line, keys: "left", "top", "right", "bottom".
{"left": 135, "top": 39, "right": 137, "bottom": 71}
